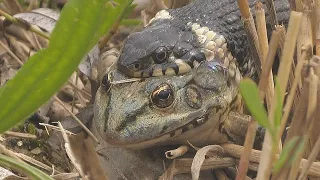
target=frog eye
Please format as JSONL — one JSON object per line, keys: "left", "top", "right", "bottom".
{"left": 152, "top": 46, "right": 168, "bottom": 64}
{"left": 101, "top": 73, "right": 111, "bottom": 91}
{"left": 151, "top": 83, "right": 174, "bottom": 108}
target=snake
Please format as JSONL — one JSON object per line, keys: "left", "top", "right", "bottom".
{"left": 116, "top": 0, "right": 289, "bottom": 80}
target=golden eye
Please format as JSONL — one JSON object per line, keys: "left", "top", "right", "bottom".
{"left": 151, "top": 83, "right": 174, "bottom": 108}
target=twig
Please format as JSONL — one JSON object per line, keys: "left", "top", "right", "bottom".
{"left": 0, "top": 41, "right": 23, "bottom": 66}
{"left": 38, "top": 123, "right": 75, "bottom": 135}
{"left": 3, "top": 131, "right": 37, "bottom": 139}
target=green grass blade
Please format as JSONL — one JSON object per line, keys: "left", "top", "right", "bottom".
{"left": 273, "top": 136, "right": 304, "bottom": 173}
{"left": 120, "top": 19, "right": 142, "bottom": 26}
{"left": 0, "top": 0, "right": 133, "bottom": 133}
{"left": 0, "top": 154, "right": 53, "bottom": 180}
{"left": 239, "top": 78, "right": 271, "bottom": 130}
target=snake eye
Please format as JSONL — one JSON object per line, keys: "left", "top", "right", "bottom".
{"left": 101, "top": 73, "right": 111, "bottom": 91}
{"left": 151, "top": 83, "right": 174, "bottom": 108}
{"left": 152, "top": 46, "right": 168, "bottom": 64}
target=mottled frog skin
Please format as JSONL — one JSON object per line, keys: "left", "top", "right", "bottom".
{"left": 94, "top": 60, "right": 240, "bottom": 149}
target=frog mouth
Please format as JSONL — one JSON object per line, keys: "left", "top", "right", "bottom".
{"left": 114, "top": 112, "right": 212, "bottom": 149}
{"left": 174, "top": 114, "right": 209, "bottom": 135}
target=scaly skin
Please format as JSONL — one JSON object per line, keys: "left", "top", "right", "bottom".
{"left": 117, "top": 0, "right": 289, "bottom": 79}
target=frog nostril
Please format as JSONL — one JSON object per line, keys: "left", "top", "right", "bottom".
{"left": 126, "top": 115, "right": 136, "bottom": 123}
{"left": 115, "top": 115, "right": 137, "bottom": 132}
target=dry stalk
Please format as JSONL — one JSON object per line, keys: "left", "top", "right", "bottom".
{"left": 298, "top": 67, "right": 320, "bottom": 180}
{"left": 237, "top": 0, "right": 261, "bottom": 76}
{"left": 3, "top": 131, "right": 37, "bottom": 139}
{"left": 278, "top": 69, "right": 311, "bottom": 179}
{"left": 287, "top": 68, "right": 318, "bottom": 179}
{"left": 0, "top": 40, "right": 23, "bottom": 66}
{"left": 191, "top": 145, "right": 225, "bottom": 180}
{"left": 264, "top": 0, "right": 278, "bottom": 29}
{"left": 257, "top": 11, "right": 302, "bottom": 180}
{"left": 214, "top": 169, "right": 230, "bottom": 180}
{"left": 308, "top": 56, "right": 320, "bottom": 161}
{"left": 159, "top": 157, "right": 236, "bottom": 179}
{"left": 275, "top": 25, "right": 286, "bottom": 53}
{"left": 165, "top": 145, "right": 189, "bottom": 159}
{"left": 237, "top": 0, "right": 250, "bottom": 19}
{"left": 57, "top": 122, "right": 88, "bottom": 180}
{"left": 255, "top": 2, "right": 274, "bottom": 110}
{"left": 296, "top": 5, "right": 313, "bottom": 90}
{"left": 39, "top": 123, "right": 75, "bottom": 135}
{"left": 302, "top": 65, "right": 319, "bottom": 161}
{"left": 315, "top": 0, "right": 320, "bottom": 56}
{"left": 236, "top": 31, "right": 279, "bottom": 180}
{"left": 234, "top": 2, "right": 263, "bottom": 179}
{"left": 222, "top": 143, "right": 320, "bottom": 178}
{"left": 293, "top": 0, "right": 303, "bottom": 11}
{"left": 2, "top": 0, "right": 23, "bottom": 14}
{"left": 299, "top": 135, "right": 320, "bottom": 180}
{"left": 276, "top": 48, "right": 307, "bottom": 153}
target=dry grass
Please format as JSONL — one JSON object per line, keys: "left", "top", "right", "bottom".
{"left": 0, "top": 0, "right": 319, "bottom": 179}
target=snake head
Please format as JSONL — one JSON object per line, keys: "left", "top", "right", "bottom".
{"left": 118, "top": 22, "right": 182, "bottom": 77}
{"left": 117, "top": 11, "right": 214, "bottom": 78}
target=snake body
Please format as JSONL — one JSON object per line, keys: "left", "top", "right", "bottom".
{"left": 117, "top": 0, "right": 289, "bottom": 79}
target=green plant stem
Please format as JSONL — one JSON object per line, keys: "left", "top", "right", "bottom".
{"left": 0, "top": 9, "right": 50, "bottom": 39}
{"left": 0, "top": 154, "right": 54, "bottom": 180}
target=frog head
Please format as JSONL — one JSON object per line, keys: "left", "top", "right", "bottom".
{"left": 94, "top": 60, "right": 240, "bottom": 149}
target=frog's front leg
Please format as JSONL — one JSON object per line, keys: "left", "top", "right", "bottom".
{"left": 221, "top": 111, "right": 264, "bottom": 146}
